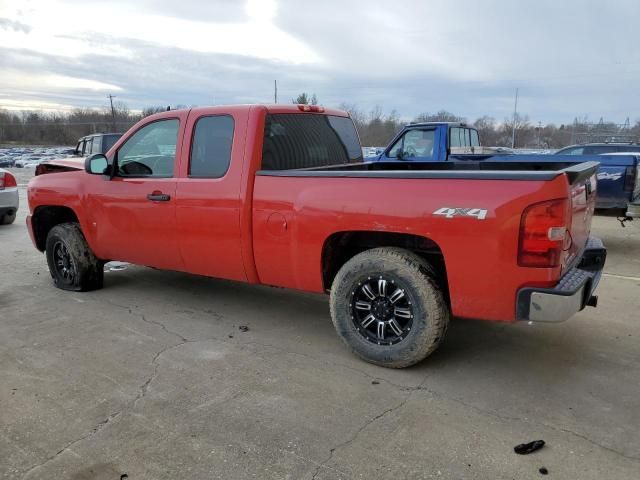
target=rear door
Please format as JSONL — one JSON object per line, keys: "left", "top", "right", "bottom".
{"left": 86, "top": 114, "right": 187, "bottom": 269}
{"left": 174, "top": 108, "right": 249, "bottom": 281}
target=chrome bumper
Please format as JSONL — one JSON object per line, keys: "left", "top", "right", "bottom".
{"left": 516, "top": 237, "right": 606, "bottom": 323}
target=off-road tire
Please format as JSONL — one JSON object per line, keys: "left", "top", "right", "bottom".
{"left": 0, "top": 211, "right": 16, "bottom": 225}
{"left": 45, "top": 222, "right": 104, "bottom": 291}
{"left": 330, "top": 247, "right": 449, "bottom": 368}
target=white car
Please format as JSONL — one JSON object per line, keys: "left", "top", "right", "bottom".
{"left": 0, "top": 168, "right": 19, "bottom": 225}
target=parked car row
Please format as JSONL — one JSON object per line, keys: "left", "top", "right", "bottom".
{"left": 0, "top": 133, "right": 123, "bottom": 169}
{"left": 0, "top": 146, "right": 74, "bottom": 168}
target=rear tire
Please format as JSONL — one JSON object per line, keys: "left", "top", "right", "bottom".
{"left": 0, "top": 211, "right": 16, "bottom": 225}
{"left": 45, "top": 223, "right": 104, "bottom": 291}
{"left": 330, "top": 247, "right": 449, "bottom": 368}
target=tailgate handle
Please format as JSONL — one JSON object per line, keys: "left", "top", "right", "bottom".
{"left": 147, "top": 191, "right": 171, "bottom": 202}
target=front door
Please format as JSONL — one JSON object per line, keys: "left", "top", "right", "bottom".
{"left": 87, "top": 116, "right": 185, "bottom": 270}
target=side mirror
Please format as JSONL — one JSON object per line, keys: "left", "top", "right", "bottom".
{"left": 85, "top": 153, "right": 109, "bottom": 175}
{"left": 396, "top": 149, "right": 404, "bottom": 160}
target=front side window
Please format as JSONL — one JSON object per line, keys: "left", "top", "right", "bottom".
{"left": 189, "top": 115, "right": 234, "bottom": 178}
{"left": 388, "top": 129, "right": 435, "bottom": 159}
{"left": 559, "top": 146, "right": 584, "bottom": 155}
{"left": 117, "top": 119, "right": 179, "bottom": 177}
{"left": 261, "top": 114, "right": 363, "bottom": 170}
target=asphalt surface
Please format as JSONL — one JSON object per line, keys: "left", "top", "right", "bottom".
{"left": 1, "top": 168, "right": 639, "bottom": 479}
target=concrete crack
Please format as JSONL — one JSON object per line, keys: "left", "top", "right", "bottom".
{"left": 106, "top": 300, "right": 191, "bottom": 343}
{"left": 19, "top": 334, "right": 199, "bottom": 479}
{"left": 310, "top": 375, "right": 429, "bottom": 480}
{"left": 21, "top": 410, "right": 122, "bottom": 479}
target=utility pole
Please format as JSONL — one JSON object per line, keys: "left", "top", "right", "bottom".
{"left": 536, "top": 121, "right": 543, "bottom": 148}
{"left": 107, "top": 94, "right": 116, "bottom": 131}
{"left": 274, "top": 80, "right": 278, "bottom": 104}
{"left": 511, "top": 88, "right": 518, "bottom": 149}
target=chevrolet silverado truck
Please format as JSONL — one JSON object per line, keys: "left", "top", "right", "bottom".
{"left": 27, "top": 105, "right": 606, "bottom": 368}
{"left": 374, "top": 122, "right": 640, "bottom": 220}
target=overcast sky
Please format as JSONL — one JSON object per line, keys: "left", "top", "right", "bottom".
{"left": 0, "top": 0, "right": 638, "bottom": 124}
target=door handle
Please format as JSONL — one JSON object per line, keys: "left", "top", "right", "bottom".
{"left": 147, "top": 191, "right": 171, "bottom": 202}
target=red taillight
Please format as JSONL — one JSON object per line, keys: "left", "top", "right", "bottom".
{"left": 0, "top": 171, "right": 17, "bottom": 189}
{"left": 297, "top": 104, "right": 325, "bottom": 113}
{"left": 518, "top": 199, "right": 569, "bottom": 268}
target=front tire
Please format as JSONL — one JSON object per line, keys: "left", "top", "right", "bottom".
{"left": 330, "top": 247, "right": 449, "bottom": 368}
{"left": 45, "top": 223, "right": 104, "bottom": 291}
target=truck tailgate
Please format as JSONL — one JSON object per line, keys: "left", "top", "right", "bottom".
{"left": 565, "top": 164, "right": 598, "bottom": 270}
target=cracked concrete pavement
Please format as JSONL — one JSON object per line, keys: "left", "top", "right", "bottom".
{"left": 1, "top": 168, "right": 640, "bottom": 479}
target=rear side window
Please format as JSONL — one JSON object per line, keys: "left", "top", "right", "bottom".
{"left": 584, "top": 145, "right": 618, "bottom": 154}
{"left": 102, "top": 134, "right": 121, "bottom": 152}
{"left": 450, "top": 128, "right": 464, "bottom": 147}
{"left": 470, "top": 129, "right": 480, "bottom": 147}
{"left": 90, "top": 137, "right": 102, "bottom": 154}
{"left": 189, "top": 115, "right": 234, "bottom": 178}
{"left": 262, "top": 114, "right": 362, "bottom": 170}
{"left": 617, "top": 145, "right": 640, "bottom": 153}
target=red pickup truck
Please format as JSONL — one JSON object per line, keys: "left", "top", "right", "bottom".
{"left": 27, "top": 104, "right": 606, "bottom": 368}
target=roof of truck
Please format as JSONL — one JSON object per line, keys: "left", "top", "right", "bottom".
{"left": 405, "top": 121, "right": 469, "bottom": 128}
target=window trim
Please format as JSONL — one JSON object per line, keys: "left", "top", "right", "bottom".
{"left": 187, "top": 114, "right": 235, "bottom": 179}
{"left": 114, "top": 117, "right": 180, "bottom": 179}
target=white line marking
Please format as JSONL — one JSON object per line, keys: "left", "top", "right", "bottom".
{"left": 603, "top": 273, "right": 640, "bottom": 282}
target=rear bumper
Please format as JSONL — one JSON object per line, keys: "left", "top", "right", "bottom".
{"left": 516, "top": 237, "right": 606, "bottom": 322}
{"left": 0, "top": 187, "right": 19, "bottom": 209}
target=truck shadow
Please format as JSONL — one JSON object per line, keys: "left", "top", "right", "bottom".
{"left": 102, "top": 265, "right": 592, "bottom": 384}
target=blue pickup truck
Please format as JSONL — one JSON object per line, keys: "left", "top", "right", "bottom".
{"left": 372, "top": 122, "right": 640, "bottom": 220}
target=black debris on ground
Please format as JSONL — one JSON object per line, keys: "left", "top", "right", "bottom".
{"left": 514, "top": 440, "right": 545, "bottom": 455}
{"left": 371, "top": 380, "right": 380, "bottom": 385}
{"left": 539, "top": 467, "right": 549, "bottom": 475}
{"left": 239, "top": 325, "right": 249, "bottom": 332}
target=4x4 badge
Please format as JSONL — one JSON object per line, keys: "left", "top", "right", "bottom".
{"left": 433, "top": 207, "right": 488, "bottom": 220}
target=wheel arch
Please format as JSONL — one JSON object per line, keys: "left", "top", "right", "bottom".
{"left": 32, "top": 205, "right": 80, "bottom": 252}
{"left": 321, "top": 230, "right": 449, "bottom": 299}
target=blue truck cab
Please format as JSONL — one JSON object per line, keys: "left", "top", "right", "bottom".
{"left": 376, "top": 122, "right": 511, "bottom": 162}
{"left": 373, "top": 123, "right": 640, "bottom": 220}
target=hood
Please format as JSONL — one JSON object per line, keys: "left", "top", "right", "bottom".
{"left": 35, "top": 156, "right": 85, "bottom": 176}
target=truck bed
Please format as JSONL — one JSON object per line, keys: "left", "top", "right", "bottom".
{"left": 258, "top": 160, "right": 599, "bottom": 184}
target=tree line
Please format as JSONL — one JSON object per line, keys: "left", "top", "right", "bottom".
{"left": 1, "top": 96, "right": 639, "bottom": 149}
